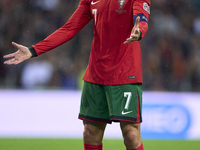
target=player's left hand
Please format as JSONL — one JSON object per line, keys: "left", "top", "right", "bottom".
{"left": 124, "top": 16, "right": 141, "bottom": 44}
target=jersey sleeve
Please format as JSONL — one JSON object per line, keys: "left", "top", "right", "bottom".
{"left": 133, "top": 0, "right": 150, "bottom": 39}
{"left": 31, "top": 0, "right": 92, "bottom": 56}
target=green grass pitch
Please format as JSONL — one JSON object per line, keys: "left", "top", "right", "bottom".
{"left": 0, "top": 139, "right": 199, "bottom": 150}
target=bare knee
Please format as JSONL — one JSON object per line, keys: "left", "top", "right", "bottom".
{"left": 120, "top": 122, "right": 142, "bottom": 149}
{"left": 83, "top": 120, "right": 106, "bottom": 145}
{"left": 83, "top": 123, "right": 100, "bottom": 144}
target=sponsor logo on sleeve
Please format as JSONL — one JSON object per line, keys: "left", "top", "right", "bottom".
{"left": 143, "top": 2, "right": 150, "bottom": 14}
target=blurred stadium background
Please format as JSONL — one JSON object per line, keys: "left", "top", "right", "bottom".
{"left": 0, "top": 0, "right": 200, "bottom": 150}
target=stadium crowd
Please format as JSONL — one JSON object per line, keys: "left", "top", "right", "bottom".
{"left": 0, "top": 0, "right": 200, "bottom": 91}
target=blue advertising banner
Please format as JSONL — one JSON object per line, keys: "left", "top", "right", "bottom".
{"left": 142, "top": 104, "right": 191, "bottom": 139}
{"left": 141, "top": 92, "right": 200, "bottom": 139}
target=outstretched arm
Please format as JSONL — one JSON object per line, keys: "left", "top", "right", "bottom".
{"left": 31, "top": 0, "right": 91, "bottom": 56}
{"left": 4, "top": 0, "right": 91, "bottom": 64}
{"left": 3, "top": 42, "right": 32, "bottom": 65}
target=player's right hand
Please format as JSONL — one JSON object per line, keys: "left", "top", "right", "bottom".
{"left": 3, "top": 42, "right": 32, "bottom": 65}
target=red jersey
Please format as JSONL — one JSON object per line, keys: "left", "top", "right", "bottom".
{"left": 30, "top": 0, "right": 150, "bottom": 85}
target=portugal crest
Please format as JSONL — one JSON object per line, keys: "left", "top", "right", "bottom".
{"left": 118, "top": 0, "right": 126, "bottom": 9}
{"left": 116, "top": 0, "right": 126, "bottom": 14}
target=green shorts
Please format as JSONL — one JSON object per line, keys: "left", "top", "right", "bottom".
{"left": 78, "top": 81, "right": 143, "bottom": 124}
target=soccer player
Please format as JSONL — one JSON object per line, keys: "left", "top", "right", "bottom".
{"left": 4, "top": 0, "right": 150, "bottom": 150}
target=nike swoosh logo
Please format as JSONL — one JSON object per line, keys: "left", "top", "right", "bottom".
{"left": 91, "top": 0, "right": 100, "bottom": 5}
{"left": 122, "top": 110, "right": 133, "bottom": 115}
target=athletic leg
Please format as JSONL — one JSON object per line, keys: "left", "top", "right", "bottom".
{"left": 83, "top": 120, "right": 107, "bottom": 150}
{"left": 79, "top": 82, "right": 110, "bottom": 149}
{"left": 120, "top": 121, "right": 143, "bottom": 150}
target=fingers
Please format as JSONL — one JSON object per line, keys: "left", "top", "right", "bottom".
{"left": 12, "top": 42, "right": 20, "bottom": 49}
{"left": 3, "top": 53, "right": 16, "bottom": 59}
{"left": 130, "top": 28, "right": 141, "bottom": 39}
{"left": 4, "top": 42, "right": 21, "bottom": 65}
{"left": 124, "top": 37, "right": 135, "bottom": 44}
{"left": 3, "top": 42, "right": 19, "bottom": 59}
{"left": 4, "top": 42, "right": 31, "bottom": 65}
{"left": 124, "top": 29, "right": 141, "bottom": 44}
{"left": 131, "top": 27, "right": 140, "bottom": 35}
{"left": 4, "top": 58, "right": 17, "bottom": 65}
{"left": 124, "top": 38, "right": 131, "bottom": 44}
{"left": 4, "top": 56, "right": 24, "bottom": 65}
{"left": 124, "top": 36, "right": 138, "bottom": 44}
{"left": 134, "top": 16, "right": 140, "bottom": 28}
{"left": 3, "top": 42, "right": 19, "bottom": 65}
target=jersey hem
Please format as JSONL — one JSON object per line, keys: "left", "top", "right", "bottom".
{"left": 83, "top": 79, "right": 143, "bottom": 86}
{"left": 78, "top": 114, "right": 111, "bottom": 124}
{"left": 110, "top": 115, "right": 142, "bottom": 123}
{"left": 78, "top": 115, "right": 142, "bottom": 124}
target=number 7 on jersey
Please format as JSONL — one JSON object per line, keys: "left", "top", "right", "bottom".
{"left": 92, "top": 9, "right": 97, "bottom": 25}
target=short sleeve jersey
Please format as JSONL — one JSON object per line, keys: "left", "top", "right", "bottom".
{"left": 31, "top": 0, "right": 151, "bottom": 85}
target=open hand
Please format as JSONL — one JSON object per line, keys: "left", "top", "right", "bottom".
{"left": 4, "top": 42, "right": 32, "bottom": 65}
{"left": 124, "top": 16, "right": 141, "bottom": 44}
